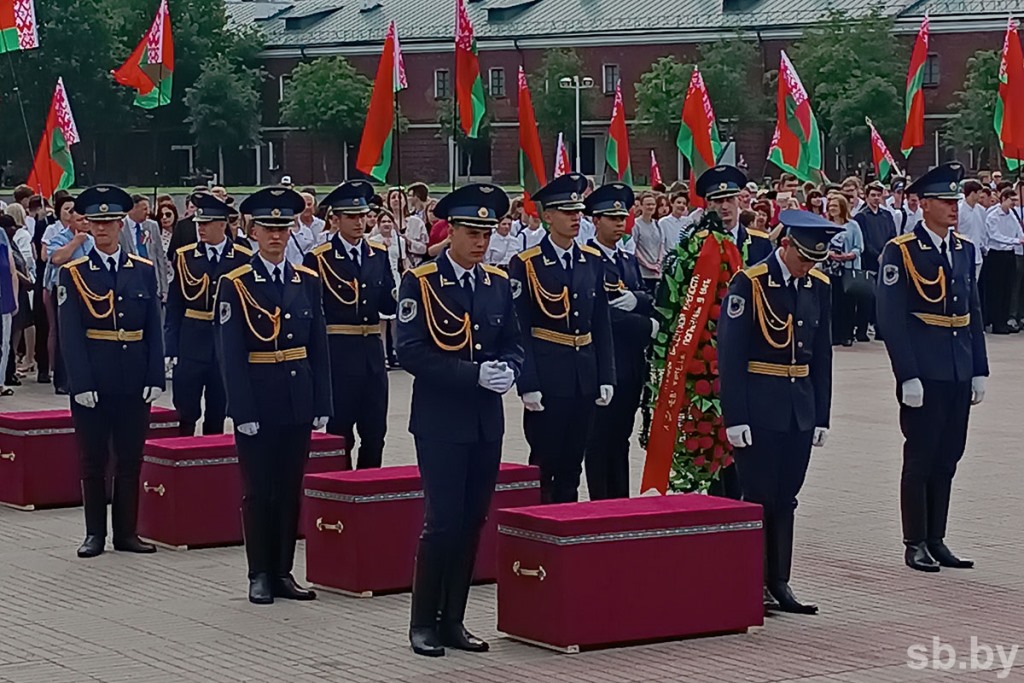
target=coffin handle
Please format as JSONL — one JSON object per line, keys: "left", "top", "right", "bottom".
{"left": 0, "top": 451, "right": 14, "bottom": 462}
{"left": 142, "top": 482, "right": 165, "bottom": 496}
{"left": 512, "top": 560, "right": 546, "bottom": 581}
{"left": 315, "top": 517, "right": 344, "bottom": 534}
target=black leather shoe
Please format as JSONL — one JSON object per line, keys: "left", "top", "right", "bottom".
{"left": 855, "top": 335, "right": 871, "bottom": 343}
{"left": 248, "top": 573, "right": 274, "bottom": 605}
{"left": 763, "top": 586, "right": 779, "bottom": 609}
{"left": 766, "top": 581, "right": 818, "bottom": 615}
{"left": 440, "top": 623, "right": 490, "bottom": 652}
{"left": 905, "top": 542, "right": 940, "bottom": 572}
{"left": 37, "top": 372, "right": 51, "bottom": 384}
{"left": 77, "top": 535, "right": 105, "bottom": 558}
{"left": 927, "top": 542, "right": 974, "bottom": 569}
{"left": 113, "top": 536, "right": 156, "bottom": 553}
{"left": 273, "top": 574, "right": 317, "bottom": 600}
{"left": 410, "top": 626, "right": 445, "bottom": 657}
{"left": 841, "top": 339, "right": 854, "bottom": 347}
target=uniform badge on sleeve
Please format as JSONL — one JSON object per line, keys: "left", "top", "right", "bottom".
{"left": 510, "top": 278, "right": 523, "bottom": 300}
{"left": 219, "top": 301, "right": 231, "bottom": 324}
{"left": 727, "top": 294, "right": 745, "bottom": 319}
{"left": 398, "top": 298, "right": 418, "bottom": 323}
{"left": 57, "top": 285, "right": 67, "bottom": 306}
{"left": 883, "top": 264, "right": 899, "bottom": 286}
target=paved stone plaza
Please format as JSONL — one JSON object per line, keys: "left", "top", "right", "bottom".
{"left": 1, "top": 338, "right": 1022, "bottom": 682}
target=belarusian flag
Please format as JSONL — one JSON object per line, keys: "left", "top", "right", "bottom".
{"left": 554, "top": 132, "right": 571, "bottom": 177}
{"left": 768, "top": 51, "right": 823, "bottom": 183}
{"left": 677, "top": 66, "right": 722, "bottom": 208}
{"left": 112, "top": 0, "right": 173, "bottom": 109}
{"left": 650, "top": 150, "right": 662, "bottom": 187}
{"left": 517, "top": 67, "right": 546, "bottom": 219}
{"left": 454, "top": 0, "right": 485, "bottom": 138}
{"left": 605, "top": 80, "right": 632, "bottom": 183}
{"left": 0, "top": 0, "right": 39, "bottom": 53}
{"left": 356, "top": 21, "right": 408, "bottom": 183}
{"left": 900, "top": 15, "right": 929, "bottom": 157}
{"left": 995, "top": 17, "right": 1024, "bottom": 170}
{"left": 27, "top": 78, "right": 79, "bottom": 200}
{"left": 866, "top": 117, "right": 900, "bottom": 182}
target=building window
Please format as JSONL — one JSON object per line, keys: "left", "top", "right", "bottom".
{"left": 488, "top": 67, "right": 506, "bottom": 97}
{"left": 278, "top": 73, "right": 291, "bottom": 102}
{"left": 434, "top": 69, "right": 451, "bottom": 99}
{"left": 602, "top": 64, "right": 620, "bottom": 95}
{"left": 923, "top": 54, "right": 940, "bottom": 88}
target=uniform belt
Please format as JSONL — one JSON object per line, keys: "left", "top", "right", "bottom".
{"left": 327, "top": 324, "right": 380, "bottom": 336}
{"left": 747, "top": 361, "right": 809, "bottom": 378}
{"left": 185, "top": 309, "right": 215, "bottom": 321}
{"left": 248, "top": 347, "right": 308, "bottom": 364}
{"left": 85, "top": 329, "right": 144, "bottom": 342}
{"left": 531, "top": 327, "right": 592, "bottom": 348}
{"left": 912, "top": 312, "right": 970, "bottom": 328}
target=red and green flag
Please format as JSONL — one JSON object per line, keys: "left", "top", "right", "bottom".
{"left": 27, "top": 78, "right": 79, "bottom": 200}
{"left": 517, "top": 66, "right": 546, "bottom": 218}
{"left": 900, "top": 14, "right": 929, "bottom": 157}
{"left": 768, "top": 50, "right": 823, "bottom": 184}
{"left": 867, "top": 117, "right": 901, "bottom": 182}
{"left": 554, "top": 132, "right": 571, "bottom": 177}
{"left": 356, "top": 21, "right": 408, "bottom": 183}
{"left": 0, "top": 0, "right": 38, "bottom": 53}
{"left": 995, "top": 17, "right": 1024, "bottom": 170}
{"left": 455, "top": 0, "right": 485, "bottom": 138}
{"left": 677, "top": 65, "right": 722, "bottom": 208}
{"left": 605, "top": 80, "right": 633, "bottom": 184}
{"left": 112, "top": 0, "right": 173, "bottom": 109}
{"left": 650, "top": 150, "right": 662, "bottom": 187}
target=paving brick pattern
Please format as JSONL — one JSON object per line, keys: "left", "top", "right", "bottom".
{"left": 1, "top": 338, "right": 1022, "bottom": 682}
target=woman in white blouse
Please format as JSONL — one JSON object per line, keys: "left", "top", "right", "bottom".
{"left": 387, "top": 188, "right": 428, "bottom": 268}
{"left": 367, "top": 208, "right": 406, "bottom": 368}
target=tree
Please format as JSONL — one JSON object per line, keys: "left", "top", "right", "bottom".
{"left": 435, "top": 98, "right": 490, "bottom": 143}
{"left": 185, "top": 55, "right": 261, "bottom": 181}
{"left": 699, "top": 36, "right": 764, "bottom": 135}
{"left": 281, "top": 57, "right": 372, "bottom": 146}
{"left": 635, "top": 56, "right": 691, "bottom": 140}
{"left": 530, "top": 48, "right": 592, "bottom": 145}
{"left": 943, "top": 50, "right": 1000, "bottom": 169}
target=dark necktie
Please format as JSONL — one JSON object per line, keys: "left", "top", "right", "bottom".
{"left": 562, "top": 252, "right": 573, "bottom": 272}
{"left": 272, "top": 265, "right": 284, "bottom": 296}
{"left": 350, "top": 247, "right": 360, "bottom": 268}
{"left": 940, "top": 240, "right": 950, "bottom": 268}
{"left": 209, "top": 249, "right": 218, "bottom": 266}
{"left": 461, "top": 271, "right": 474, "bottom": 293}
{"left": 135, "top": 224, "right": 149, "bottom": 259}
{"left": 107, "top": 256, "right": 117, "bottom": 285}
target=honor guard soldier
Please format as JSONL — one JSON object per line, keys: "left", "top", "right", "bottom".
{"left": 216, "top": 187, "right": 333, "bottom": 605}
{"left": 58, "top": 185, "right": 165, "bottom": 558}
{"left": 509, "top": 173, "right": 615, "bottom": 503}
{"left": 165, "top": 193, "right": 252, "bottom": 436}
{"left": 718, "top": 209, "right": 839, "bottom": 614}
{"left": 397, "top": 184, "right": 524, "bottom": 657}
{"left": 694, "top": 165, "right": 773, "bottom": 266}
{"left": 304, "top": 180, "right": 395, "bottom": 468}
{"left": 876, "top": 162, "right": 988, "bottom": 573}
{"left": 582, "top": 183, "right": 658, "bottom": 499}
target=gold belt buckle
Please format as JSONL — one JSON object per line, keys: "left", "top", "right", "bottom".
{"left": 274, "top": 350, "right": 286, "bottom": 362}
{"left": 362, "top": 325, "right": 370, "bottom": 337}
{"left": 116, "top": 329, "right": 128, "bottom": 341}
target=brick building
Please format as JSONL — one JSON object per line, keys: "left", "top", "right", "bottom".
{"left": 227, "top": 0, "right": 1022, "bottom": 187}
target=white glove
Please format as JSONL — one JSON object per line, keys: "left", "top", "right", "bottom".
{"left": 901, "top": 378, "right": 924, "bottom": 408}
{"left": 595, "top": 384, "right": 615, "bottom": 406}
{"left": 313, "top": 416, "right": 329, "bottom": 429}
{"left": 726, "top": 425, "right": 753, "bottom": 448}
{"left": 812, "top": 427, "right": 829, "bottom": 447}
{"left": 522, "top": 391, "right": 544, "bottom": 412}
{"left": 491, "top": 362, "right": 516, "bottom": 395}
{"left": 237, "top": 422, "right": 260, "bottom": 436}
{"left": 650, "top": 318, "right": 660, "bottom": 340}
{"left": 610, "top": 290, "right": 638, "bottom": 312}
{"left": 165, "top": 357, "right": 178, "bottom": 370}
{"left": 73, "top": 391, "right": 98, "bottom": 409}
{"left": 971, "top": 376, "right": 986, "bottom": 405}
{"left": 142, "top": 387, "right": 163, "bottom": 404}
{"left": 478, "top": 361, "right": 514, "bottom": 394}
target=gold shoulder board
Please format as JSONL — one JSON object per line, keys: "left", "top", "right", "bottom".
{"left": 747, "top": 229, "right": 770, "bottom": 239}
{"left": 808, "top": 269, "right": 830, "bottom": 283}
{"left": 891, "top": 233, "right": 916, "bottom": 245}
{"left": 743, "top": 262, "right": 769, "bottom": 278}
{"left": 482, "top": 264, "right": 509, "bottom": 279}
{"left": 233, "top": 244, "right": 253, "bottom": 256}
{"left": 129, "top": 254, "right": 153, "bottom": 266}
{"left": 311, "top": 242, "right": 331, "bottom": 256}
{"left": 953, "top": 232, "right": 972, "bottom": 243}
{"left": 411, "top": 262, "right": 438, "bottom": 278}
{"left": 62, "top": 256, "right": 89, "bottom": 269}
{"left": 695, "top": 229, "right": 709, "bottom": 239}
{"left": 580, "top": 244, "right": 601, "bottom": 257}
{"left": 369, "top": 241, "right": 387, "bottom": 251}
{"left": 293, "top": 264, "right": 319, "bottom": 278}
{"left": 517, "top": 246, "right": 542, "bottom": 261}
{"left": 224, "top": 264, "right": 253, "bottom": 281}
{"left": 177, "top": 243, "right": 198, "bottom": 255}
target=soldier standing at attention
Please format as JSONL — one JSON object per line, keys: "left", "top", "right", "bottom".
{"left": 397, "top": 184, "right": 523, "bottom": 657}
{"left": 58, "top": 185, "right": 165, "bottom": 558}
{"left": 718, "top": 209, "right": 840, "bottom": 614}
{"left": 165, "top": 193, "right": 252, "bottom": 436}
{"left": 304, "top": 180, "right": 395, "bottom": 469}
{"left": 216, "top": 187, "right": 332, "bottom": 604}
{"left": 876, "top": 162, "right": 988, "bottom": 573}
{"left": 509, "top": 173, "right": 615, "bottom": 504}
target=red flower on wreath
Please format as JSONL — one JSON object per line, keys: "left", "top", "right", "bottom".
{"left": 696, "top": 421, "right": 713, "bottom": 435}
{"left": 694, "top": 379, "right": 712, "bottom": 396}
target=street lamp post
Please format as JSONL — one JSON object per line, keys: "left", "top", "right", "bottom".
{"left": 559, "top": 75, "right": 595, "bottom": 173}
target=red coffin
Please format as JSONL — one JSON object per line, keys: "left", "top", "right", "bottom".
{"left": 496, "top": 495, "right": 764, "bottom": 652}
{"left": 138, "top": 432, "right": 348, "bottom": 548}
{"left": 303, "top": 463, "right": 540, "bottom": 596}
{"left": 0, "top": 406, "right": 179, "bottom": 510}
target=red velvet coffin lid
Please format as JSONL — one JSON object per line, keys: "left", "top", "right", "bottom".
{"left": 304, "top": 462, "right": 537, "bottom": 496}
{"left": 146, "top": 432, "right": 346, "bottom": 461}
{"left": 0, "top": 409, "right": 74, "bottom": 431}
{"left": 495, "top": 494, "right": 762, "bottom": 537}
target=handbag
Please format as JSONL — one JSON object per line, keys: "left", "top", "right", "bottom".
{"left": 842, "top": 268, "right": 875, "bottom": 298}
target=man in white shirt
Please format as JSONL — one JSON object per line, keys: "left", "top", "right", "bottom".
{"left": 517, "top": 213, "right": 546, "bottom": 251}
{"left": 119, "top": 195, "right": 170, "bottom": 301}
{"left": 296, "top": 192, "right": 326, "bottom": 242}
{"left": 984, "top": 187, "right": 1024, "bottom": 333}
{"left": 484, "top": 216, "right": 519, "bottom": 267}
{"left": 957, "top": 180, "right": 987, "bottom": 280}
{"left": 658, "top": 190, "right": 692, "bottom": 250}
{"left": 285, "top": 213, "right": 315, "bottom": 266}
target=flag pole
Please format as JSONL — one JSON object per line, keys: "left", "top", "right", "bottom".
{"left": 394, "top": 89, "right": 403, "bottom": 192}
{"left": 451, "top": 52, "right": 458, "bottom": 191}
{"left": 2, "top": 36, "right": 44, "bottom": 195}
{"left": 151, "top": 62, "right": 165, "bottom": 207}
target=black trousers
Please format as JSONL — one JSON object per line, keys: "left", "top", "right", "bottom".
{"left": 525, "top": 395, "right": 596, "bottom": 503}
{"left": 32, "top": 276, "right": 49, "bottom": 375}
{"left": 985, "top": 250, "right": 1016, "bottom": 332}
{"left": 411, "top": 438, "right": 501, "bottom": 629}
{"left": 584, "top": 378, "right": 642, "bottom": 500}
{"left": 172, "top": 357, "right": 227, "bottom": 436}
{"left": 898, "top": 380, "right": 972, "bottom": 544}
{"left": 235, "top": 425, "right": 311, "bottom": 578}
{"left": 70, "top": 395, "right": 150, "bottom": 539}
{"left": 327, "top": 371, "right": 388, "bottom": 469}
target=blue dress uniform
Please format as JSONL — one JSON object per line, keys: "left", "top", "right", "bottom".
{"left": 738, "top": 224, "right": 774, "bottom": 266}
{"left": 397, "top": 184, "right": 524, "bottom": 657}
{"left": 216, "top": 187, "right": 333, "bottom": 604}
{"left": 509, "top": 174, "right": 615, "bottom": 504}
{"left": 875, "top": 162, "right": 988, "bottom": 573}
{"left": 58, "top": 186, "right": 165, "bottom": 558}
{"left": 165, "top": 193, "right": 252, "bottom": 436}
{"left": 718, "top": 209, "right": 839, "bottom": 614}
{"left": 303, "top": 181, "right": 396, "bottom": 468}
{"left": 582, "top": 183, "right": 654, "bottom": 500}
